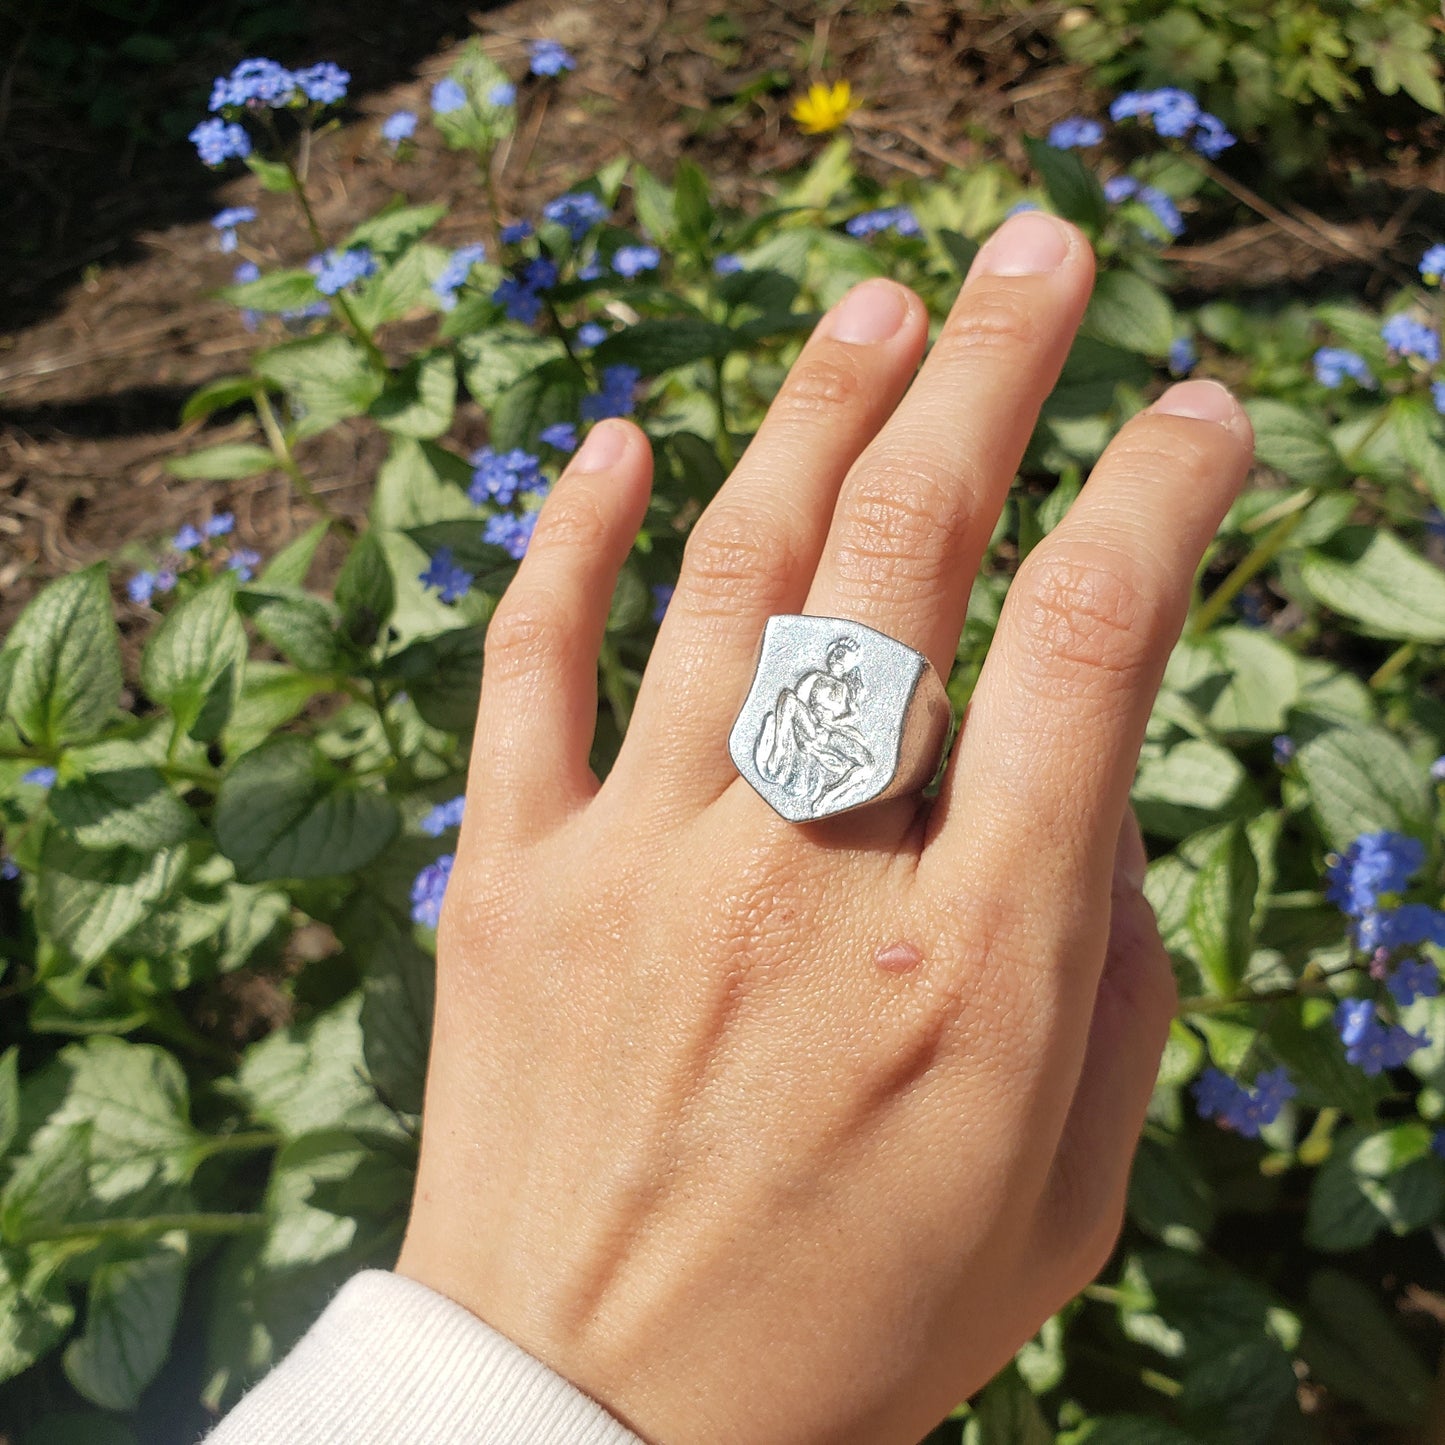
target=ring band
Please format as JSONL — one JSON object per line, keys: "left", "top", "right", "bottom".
{"left": 728, "top": 614, "right": 954, "bottom": 822}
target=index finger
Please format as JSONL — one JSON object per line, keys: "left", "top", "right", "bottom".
{"left": 920, "top": 380, "right": 1253, "bottom": 937}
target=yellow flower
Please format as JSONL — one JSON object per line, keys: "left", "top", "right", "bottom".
{"left": 790, "top": 80, "right": 858, "bottom": 135}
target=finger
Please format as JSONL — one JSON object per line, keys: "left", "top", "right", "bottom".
{"left": 1035, "top": 810, "right": 1175, "bottom": 1276}
{"left": 801, "top": 211, "right": 1095, "bottom": 681}
{"left": 923, "top": 381, "right": 1253, "bottom": 931}
{"left": 469, "top": 420, "right": 653, "bottom": 836}
{"left": 611, "top": 279, "right": 930, "bottom": 811}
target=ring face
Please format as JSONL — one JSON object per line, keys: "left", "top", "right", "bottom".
{"left": 728, "top": 614, "right": 952, "bottom": 822}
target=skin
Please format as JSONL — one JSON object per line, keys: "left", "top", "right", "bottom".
{"left": 396, "top": 211, "right": 1255, "bottom": 1445}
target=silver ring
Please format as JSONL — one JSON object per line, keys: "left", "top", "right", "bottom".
{"left": 728, "top": 614, "right": 954, "bottom": 822}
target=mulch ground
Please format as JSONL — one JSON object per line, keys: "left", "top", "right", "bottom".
{"left": 3, "top": 0, "right": 1442, "bottom": 637}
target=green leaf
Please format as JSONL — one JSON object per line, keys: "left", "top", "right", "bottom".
{"left": 1267, "top": 1005, "right": 1387, "bottom": 1120}
{"left": 1389, "top": 394, "right": 1445, "bottom": 509}
{"left": 1025, "top": 136, "right": 1109, "bottom": 230}
{"left": 1185, "top": 823, "right": 1258, "bottom": 995}
{"left": 344, "top": 202, "right": 447, "bottom": 255}
{"left": 180, "top": 375, "right": 258, "bottom": 424}
{"left": 1085, "top": 1420, "right": 1202, "bottom": 1445}
{"left": 1243, "top": 399, "right": 1347, "bottom": 486}
{"left": 972, "top": 1364, "right": 1051, "bottom": 1444}
{"left": 167, "top": 442, "right": 275, "bottom": 481}
{"left": 402, "top": 626, "right": 486, "bottom": 734}
{"left": 50, "top": 764, "right": 194, "bottom": 852}
{"left": 63, "top": 1238, "right": 185, "bottom": 1410}
{"left": 0, "top": 1247, "right": 74, "bottom": 1384}
{"left": 370, "top": 349, "right": 456, "bottom": 438}
{"left": 594, "top": 318, "right": 734, "bottom": 374}
{"left": 1081, "top": 270, "right": 1175, "bottom": 357}
{"left": 1, "top": 1121, "right": 92, "bottom": 1241}
{"left": 1296, "top": 725, "right": 1431, "bottom": 850}
{"left": 140, "top": 576, "right": 247, "bottom": 740}
{"left": 213, "top": 736, "right": 399, "bottom": 883}
{"left": 1306, "top": 1124, "right": 1445, "bottom": 1250}
{"left": 222, "top": 663, "right": 329, "bottom": 756}
{"left": 350, "top": 241, "right": 452, "bottom": 330}
{"left": 1299, "top": 1269, "right": 1432, "bottom": 1425}
{"left": 673, "top": 158, "right": 715, "bottom": 252}
{"left": 244, "top": 155, "right": 298, "bottom": 193}
{"left": 254, "top": 334, "right": 384, "bottom": 433}
{"left": 1128, "top": 1134, "right": 1215, "bottom": 1246}
{"left": 240, "top": 587, "right": 347, "bottom": 675}
{"left": 236, "top": 992, "right": 398, "bottom": 1138}
{"left": 334, "top": 532, "right": 396, "bottom": 649}
{"left": 219, "top": 268, "right": 319, "bottom": 314}
{"left": 629, "top": 162, "right": 676, "bottom": 244}
{"left": 455, "top": 331, "right": 564, "bottom": 407}
{"left": 0, "top": 1048, "right": 18, "bottom": 1157}
{"left": 1299, "top": 527, "right": 1445, "bottom": 642}
{"left": 259, "top": 520, "right": 330, "bottom": 590}
{"left": 3, "top": 567, "right": 122, "bottom": 748}
{"left": 24, "top": 1413, "right": 138, "bottom": 1445}
{"left": 37, "top": 834, "right": 187, "bottom": 969}
{"left": 488, "top": 359, "right": 587, "bottom": 452}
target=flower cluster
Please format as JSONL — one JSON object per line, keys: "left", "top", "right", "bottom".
{"left": 1047, "top": 116, "right": 1104, "bottom": 150}
{"left": 528, "top": 39, "right": 576, "bottom": 76}
{"left": 541, "top": 191, "right": 610, "bottom": 242}
{"left": 483, "top": 512, "right": 541, "bottom": 559}
{"left": 493, "top": 257, "right": 559, "bottom": 324}
{"left": 432, "top": 243, "right": 487, "bottom": 310}
{"left": 420, "top": 795, "right": 466, "bottom": 836}
{"left": 1191, "top": 1067, "right": 1295, "bottom": 1137}
{"left": 1334, "top": 999, "right": 1428, "bottom": 1076}
{"left": 1314, "top": 267, "right": 1445, "bottom": 411}
{"left": 211, "top": 207, "right": 256, "bottom": 253}
{"left": 1419, "top": 244, "right": 1445, "bottom": 286}
{"left": 844, "top": 206, "right": 921, "bottom": 240}
{"left": 410, "top": 854, "right": 454, "bottom": 928}
{"left": 1109, "top": 88, "right": 1234, "bottom": 156}
{"left": 612, "top": 244, "right": 661, "bottom": 279}
{"left": 313, "top": 247, "right": 378, "bottom": 296}
{"left": 382, "top": 111, "right": 418, "bottom": 148}
{"left": 127, "top": 513, "right": 259, "bottom": 603}
{"left": 191, "top": 57, "right": 349, "bottom": 165}
{"left": 469, "top": 447, "right": 544, "bottom": 506}
{"left": 1103, "top": 176, "right": 1183, "bottom": 240}
{"left": 418, "top": 547, "right": 474, "bottom": 604}
{"left": 580, "top": 364, "right": 641, "bottom": 422}
{"left": 1313, "top": 347, "right": 1375, "bottom": 390}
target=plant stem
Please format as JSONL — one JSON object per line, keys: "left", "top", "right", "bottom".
{"left": 1191, "top": 504, "right": 1310, "bottom": 635}
{"left": 254, "top": 390, "right": 344, "bottom": 528}
{"left": 189, "top": 1130, "right": 284, "bottom": 1161}
{"left": 369, "top": 679, "right": 409, "bottom": 771}
{"left": 17, "top": 1212, "right": 265, "bottom": 1244}
{"left": 285, "top": 154, "right": 326, "bottom": 252}
{"left": 1369, "top": 642, "right": 1417, "bottom": 690}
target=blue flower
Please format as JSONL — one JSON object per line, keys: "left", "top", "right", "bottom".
{"left": 190, "top": 118, "right": 252, "bottom": 166}
{"left": 525, "top": 257, "right": 559, "bottom": 291}
{"left": 529, "top": 39, "right": 576, "bottom": 76}
{"left": 418, "top": 546, "right": 474, "bottom": 603}
{"left": 420, "top": 795, "right": 466, "bottom": 837}
{"left": 1272, "top": 734, "right": 1296, "bottom": 767}
{"left": 1382, "top": 314, "right": 1442, "bottom": 363}
{"left": 1047, "top": 116, "right": 1104, "bottom": 149}
{"left": 411, "top": 853, "right": 454, "bottom": 927}
{"left": 432, "top": 242, "right": 487, "bottom": 310}
{"left": 1433, "top": 379, "right": 1445, "bottom": 417}
{"left": 432, "top": 77, "right": 468, "bottom": 114}
{"left": 22, "top": 766, "right": 57, "bottom": 789}
{"left": 1191, "top": 1066, "right": 1295, "bottom": 1138}
{"left": 469, "top": 446, "right": 543, "bottom": 505}
{"left": 1326, "top": 831, "right": 1426, "bottom": 917}
{"left": 713, "top": 253, "right": 744, "bottom": 275}
{"left": 382, "top": 110, "right": 418, "bottom": 146}
{"left": 1138, "top": 185, "right": 1183, "bottom": 238}
{"left": 1431, "top": 755, "right": 1445, "bottom": 782}
{"left": 539, "top": 422, "right": 577, "bottom": 452}
{"left": 211, "top": 206, "right": 256, "bottom": 253}
{"left": 844, "top": 206, "right": 921, "bottom": 239}
{"left": 500, "top": 220, "right": 533, "bottom": 243}
{"left": 576, "top": 259, "right": 604, "bottom": 282}
{"left": 1192, "top": 112, "right": 1235, "bottom": 157}
{"left": 1005, "top": 200, "right": 1040, "bottom": 217}
{"left": 488, "top": 81, "right": 517, "bottom": 107}
{"left": 1355, "top": 903, "right": 1445, "bottom": 952}
{"left": 313, "top": 247, "right": 377, "bottom": 295}
{"left": 233, "top": 262, "right": 261, "bottom": 284}
{"left": 294, "top": 62, "right": 349, "bottom": 105}
{"left": 483, "top": 511, "right": 540, "bottom": 559}
{"left": 0, "top": 858, "right": 18, "bottom": 882}
{"left": 541, "top": 191, "right": 609, "bottom": 241}
{"left": 209, "top": 58, "right": 296, "bottom": 110}
{"left": 1435, "top": 1130, "right": 1445, "bottom": 1161}
{"left": 1419, "top": 243, "right": 1445, "bottom": 285}
{"left": 1168, "top": 336, "right": 1197, "bottom": 376}
{"left": 612, "top": 244, "right": 661, "bottom": 278}
{"left": 1313, "top": 347, "right": 1374, "bottom": 389}
{"left": 205, "top": 513, "right": 235, "bottom": 538}
{"left": 173, "top": 524, "right": 204, "bottom": 551}
{"left": 651, "top": 582, "right": 674, "bottom": 622}
{"left": 1387, "top": 957, "right": 1440, "bottom": 1007}
{"left": 493, "top": 276, "right": 543, "bottom": 324}
{"left": 1103, "top": 175, "right": 1138, "bottom": 203}
{"left": 580, "top": 364, "right": 641, "bottom": 421}
{"left": 126, "top": 570, "right": 176, "bottom": 606}
{"left": 227, "top": 548, "right": 262, "bottom": 582}
{"left": 1333, "top": 999, "right": 1428, "bottom": 1075}
{"left": 576, "top": 322, "right": 608, "bottom": 348}
{"left": 1110, "top": 87, "right": 1200, "bottom": 138}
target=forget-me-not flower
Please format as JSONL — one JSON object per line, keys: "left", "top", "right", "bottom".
{"left": 432, "top": 77, "right": 467, "bottom": 113}
{"left": 432, "top": 243, "right": 487, "bottom": 310}
{"left": 1313, "top": 347, "right": 1374, "bottom": 389}
{"left": 381, "top": 110, "right": 418, "bottom": 146}
{"left": 313, "top": 247, "right": 377, "bottom": 295}
{"left": 1382, "top": 314, "right": 1442, "bottom": 363}
{"left": 411, "top": 854, "right": 454, "bottom": 927}
{"left": 418, "top": 546, "right": 474, "bottom": 603}
{"left": 528, "top": 39, "right": 576, "bottom": 76}
{"left": 211, "top": 206, "right": 256, "bottom": 253}
{"left": 190, "top": 118, "right": 252, "bottom": 166}
{"left": 1047, "top": 116, "right": 1103, "bottom": 149}
{"left": 612, "top": 244, "right": 661, "bottom": 278}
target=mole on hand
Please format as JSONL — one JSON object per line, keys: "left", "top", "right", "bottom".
{"left": 875, "top": 940, "right": 923, "bottom": 974}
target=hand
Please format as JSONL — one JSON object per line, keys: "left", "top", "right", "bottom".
{"left": 396, "top": 210, "right": 1254, "bottom": 1445}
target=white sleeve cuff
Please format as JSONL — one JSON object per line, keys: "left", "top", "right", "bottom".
{"left": 203, "top": 1269, "right": 647, "bottom": 1445}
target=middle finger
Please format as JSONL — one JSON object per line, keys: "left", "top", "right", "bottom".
{"left": 802, "top": 210, "right": 1095, "bottom": 681}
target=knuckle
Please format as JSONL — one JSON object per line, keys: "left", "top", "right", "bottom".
{"left": 774, "top": 350, "right": 867, "bottom": 420}
{"left": 484, "top": 593, "right": 568, "bottom": 679}
{"left": 1010, "top": 541, "right": 1158, "bottom": 692}
{"left": 1114, "top": 425, "right": 1224, "bottom": 485}
{"left": 529, "top": 487, "right": 613, "bottom": 556}
{"left": 680, "top": 505, "right": 798, "bottom": 616}
{"left": 939, "top": 285, "right": 1041, "bottom": 357}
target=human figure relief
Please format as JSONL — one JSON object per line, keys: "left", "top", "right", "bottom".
{"left": 755, "top": 636, "right": 875, "bottom": 809}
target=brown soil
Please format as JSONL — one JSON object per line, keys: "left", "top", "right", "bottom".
{"left": 2, "top": 0, "right": 1442, "bottom": 637}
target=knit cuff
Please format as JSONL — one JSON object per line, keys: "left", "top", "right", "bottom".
{"left": 203, "top": 1269, "right": 647, "bottom": 1445}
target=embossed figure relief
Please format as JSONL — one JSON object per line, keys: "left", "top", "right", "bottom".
{"left": 754, "top": 636, "right": 876, "bottom": 808}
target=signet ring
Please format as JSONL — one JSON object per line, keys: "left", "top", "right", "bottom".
{"left": 728, "top": 614, "right": 954, "bottom": 823}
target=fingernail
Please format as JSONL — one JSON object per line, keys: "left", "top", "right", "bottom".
{"left": 973, "top": 211, "right": 1072, "bottom": 277}
{"left": 826, "top": 279, "right": 909, "bottom": 344}
{"left": 573, "top": 420, "right": 628, "bottom": 472}
{"left": 1151, "top": 379, "right": 1251, "bottom": 443}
